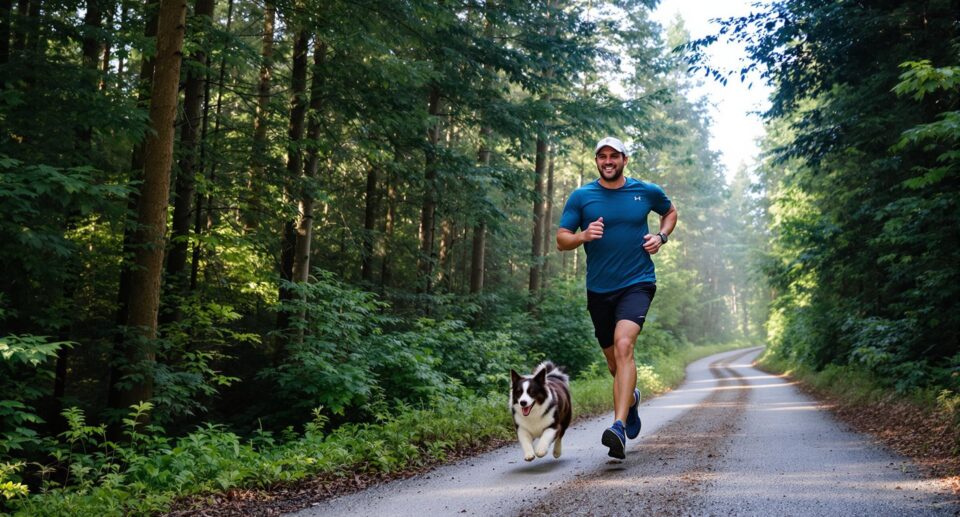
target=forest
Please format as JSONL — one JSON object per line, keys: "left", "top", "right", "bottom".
{"left": 0, "top": 0, "right": 957, "bottom": 514}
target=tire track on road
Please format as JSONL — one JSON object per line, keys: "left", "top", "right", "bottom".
{"left": 519, "top": 348, "right": 758, "bottom": 516}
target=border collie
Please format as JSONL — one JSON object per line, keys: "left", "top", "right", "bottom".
{"left": 510, "top": 361, "right": 572, "bottom": 461}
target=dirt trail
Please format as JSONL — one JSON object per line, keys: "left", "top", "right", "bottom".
{"left": 521, "top": 349, "right": 755, "bottom": 516}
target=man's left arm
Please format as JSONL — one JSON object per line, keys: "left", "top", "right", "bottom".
{"left": 642, "top": 204, "right": 677, "bottom": 255}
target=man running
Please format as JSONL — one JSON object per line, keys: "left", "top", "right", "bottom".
{"left": 556, "top": 136, "right": 677, "bottom": 459}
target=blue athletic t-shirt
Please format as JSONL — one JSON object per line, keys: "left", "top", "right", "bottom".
{"left": 559, "top": 177, "right": 672, "bottom": 293}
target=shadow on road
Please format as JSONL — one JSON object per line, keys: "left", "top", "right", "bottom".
{"left": 507, "top": 458, "right": 569, "bottom": 475}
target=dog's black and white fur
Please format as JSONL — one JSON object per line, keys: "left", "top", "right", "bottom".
{"left": 510, "top": 361, "right": 572, "bottom": 461}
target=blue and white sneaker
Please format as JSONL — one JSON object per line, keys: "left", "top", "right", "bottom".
{"left": 602, "top": 420, "right": 626, "bottom": 459}
{"left": 626, "top": 388, "right": 642, "bottom": 439}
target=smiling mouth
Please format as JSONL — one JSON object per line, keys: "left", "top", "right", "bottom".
{"left": 522, "top": 406, "right": 532, "bottom": 416}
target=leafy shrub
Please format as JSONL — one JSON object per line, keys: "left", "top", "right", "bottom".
{"left": 152, "top": 301, "right": 251, "bottom": 424}
{"left": 263, "top": 270, "right": 457, "bottom": 421}
{"left": 262, "top": 271, "right": 394, "bottom": 419}
{"left": 0, "top": 333, "right": 71, "bottom": 457}
{"left": 526, "top": 279, "right": 597, "bottom": 376}
{"left": 395, "top": 318, "right": 526, "bottom": 394}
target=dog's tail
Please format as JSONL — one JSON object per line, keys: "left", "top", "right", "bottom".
{"left": 535, "top": 360, "right": 569, "bottom": 385}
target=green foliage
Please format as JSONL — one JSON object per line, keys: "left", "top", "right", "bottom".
{"left": 718, "top": 0, "right": 959, "bottom": 396}
{"left": 526, "top": 279, "right": 597, "bottom": 377}
{"left": 0, "top": 155, "right": 130, "bottom": 334}
{"left": 392, "top": 318, "right": 524, "bottom": 394}
{"left": 264, "top": 270, "right": 397, "bottom": 418}
{"left": 1, "top": 463, "right": 29, "bottom": 501}
{"left": 892, "top": 61, "right": 960, "bottom": 101}
{"left": 153, "top": 302, "right": 250, "bottom": 423}
{"left": 891, "top": 61, "right": 960, "bottom": 190}
{"left": 0, "top": 333, "right": 71, "bottom": 456}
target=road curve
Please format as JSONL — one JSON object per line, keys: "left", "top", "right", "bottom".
{"left": 291, "top": 348, "right": 958, "bottom": 516}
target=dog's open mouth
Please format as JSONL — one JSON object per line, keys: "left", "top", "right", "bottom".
{"left": 522, "top": 406, "right": 532, "bottom": 416}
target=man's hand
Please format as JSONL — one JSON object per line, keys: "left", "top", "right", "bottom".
{"left": 642, "top": 233, "right": 663, "bottom": 254}
{"left": 581, "top": 217, "right": 604, "bottom": 242}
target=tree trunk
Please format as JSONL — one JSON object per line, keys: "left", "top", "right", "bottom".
{"left": 24, "top": 0, "right": 38, "bottom": 52}
{"left": 190, "top": 54, "right": 212, "bottom": 291}
{"left": 560, "top": 179, "right": 569, "bottom": 275}
{"left": 274, "top": 26, "right": 309, "bottom": 347}
{"left": 108, "top": 0, "right": 159, "bottom": 428}
{"left": 380, "top": 171, "right": 396, "bottom": 289}
{"left": 470, "top": 222, "right": 485, "bottom": 294}
{"left": 419, "top": 86, "right": 442, "bottom": 293}
{"left": 528, "top": 135, "right": 547, "bottom": 294}
{"left": 117, "top": 0, "right": 129, "bottom": 76}
{"left": 163, "top": 0, "right": 215, "bottom": 324}
{"left": 81, "top": 0, "right": 101, "bottom": 70}
{"left": 190, "top": 0, "right": 232, "bottom": 290}
{"left": 0, "top": 0, "right": 10, "bottom": 64}
{"left": 292, "top": 39, "right": 326, "bottom": 286}
{"left": 98, "top": 2, "right": 113, "bottom": 90}
{"left": 361, "top": 166, "right": 379, "bottom": 283}
{"left": 438, "top": 219, "right": 454, "bottom": 290}
{"left": 11, "top": 0, "right": 26, "bottom": 52}
{"left": 574, "top": 154, "right": 584, "bottom": 278}
{"left": 74, "top": 0, "right": 101, "bottom": 148}
{"left": 243, "top": 0, "right": 274, "bottom": 230}
{"left": 470, "top": 125, "right": 492, "bottom": 294}
{"left": 287, "top": 39, "right": 324, "bottom": 345}
{"left": 540, "top": 147, "right": 555, "bottom": 291}
{"left": 109, "top": 0, "right": 186, "bottom": 417}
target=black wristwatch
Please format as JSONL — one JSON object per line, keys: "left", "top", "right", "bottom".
{"left": 657, "top": 232, "right": 668, "bottom": 244}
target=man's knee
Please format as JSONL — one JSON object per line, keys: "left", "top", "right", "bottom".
{"left": 613, "top": 337, "right": 634, "bottom": 360}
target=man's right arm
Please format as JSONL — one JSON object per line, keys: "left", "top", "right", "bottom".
{"left": 556, "top": 228, "right": 583, "bottom": 251}
{"left": 557, "top": 217, "right": 603, "bottom": 251}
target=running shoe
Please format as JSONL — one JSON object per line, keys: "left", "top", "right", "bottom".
{"left": 602, "top": 419, "right": 626, "bottom": 459}
{"left": 626, "top": 388, "right": 642, "bottom": 439}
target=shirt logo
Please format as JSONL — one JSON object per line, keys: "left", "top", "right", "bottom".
{"left": 634, "top": 196, "right": 643, "bottom": 201}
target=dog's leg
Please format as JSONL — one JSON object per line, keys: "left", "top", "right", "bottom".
{"left": 517, "top": 428, "right": 536, "bottom": 461}
{"left": 535, "top": 428, "right": 557, "bottom": 458}
{"left": 553, "top": 436, "right": 562, "bottom": 458}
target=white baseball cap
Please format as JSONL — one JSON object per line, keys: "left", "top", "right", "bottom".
{"left": 594, "top": 136, "right": 628, "bottom": 156}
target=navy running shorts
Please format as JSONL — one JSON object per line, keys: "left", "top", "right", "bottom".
{"left": 586, "top": 282, "right": 657, "bottom": 348}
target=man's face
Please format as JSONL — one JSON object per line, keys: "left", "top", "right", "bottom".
{"left": 595, "top": 146, "right": 627, "bottom": 182}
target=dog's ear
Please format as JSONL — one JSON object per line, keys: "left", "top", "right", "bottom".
{"left": 534, "top": 367, "right": 547, "bottom": 384}
{"left": 510, "top": 369, "right": 520, "bottom": 385}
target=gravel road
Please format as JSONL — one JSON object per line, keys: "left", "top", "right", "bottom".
{"left": 291, "top": 347, "right": 958, "bottom": 516}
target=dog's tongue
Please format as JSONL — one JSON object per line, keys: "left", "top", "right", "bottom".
{"left": 522, "top": 406, "right": 532, "bottom": 416}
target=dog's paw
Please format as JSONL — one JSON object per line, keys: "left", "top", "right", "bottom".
{"left": 524, "top": 454, "right": 535, "bottom": 462}
{"left": 535, "top": 447, "right": 548, "bottom": 458}
{"left": 553, "top": 450, "right": 561, "bottom": 459}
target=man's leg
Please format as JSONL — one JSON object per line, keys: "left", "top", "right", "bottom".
{"left": 604, "top": 319, "right": 640, "bottom": 423}
{"left": 600, "top": 320, "right": 641, "bottom": 459}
